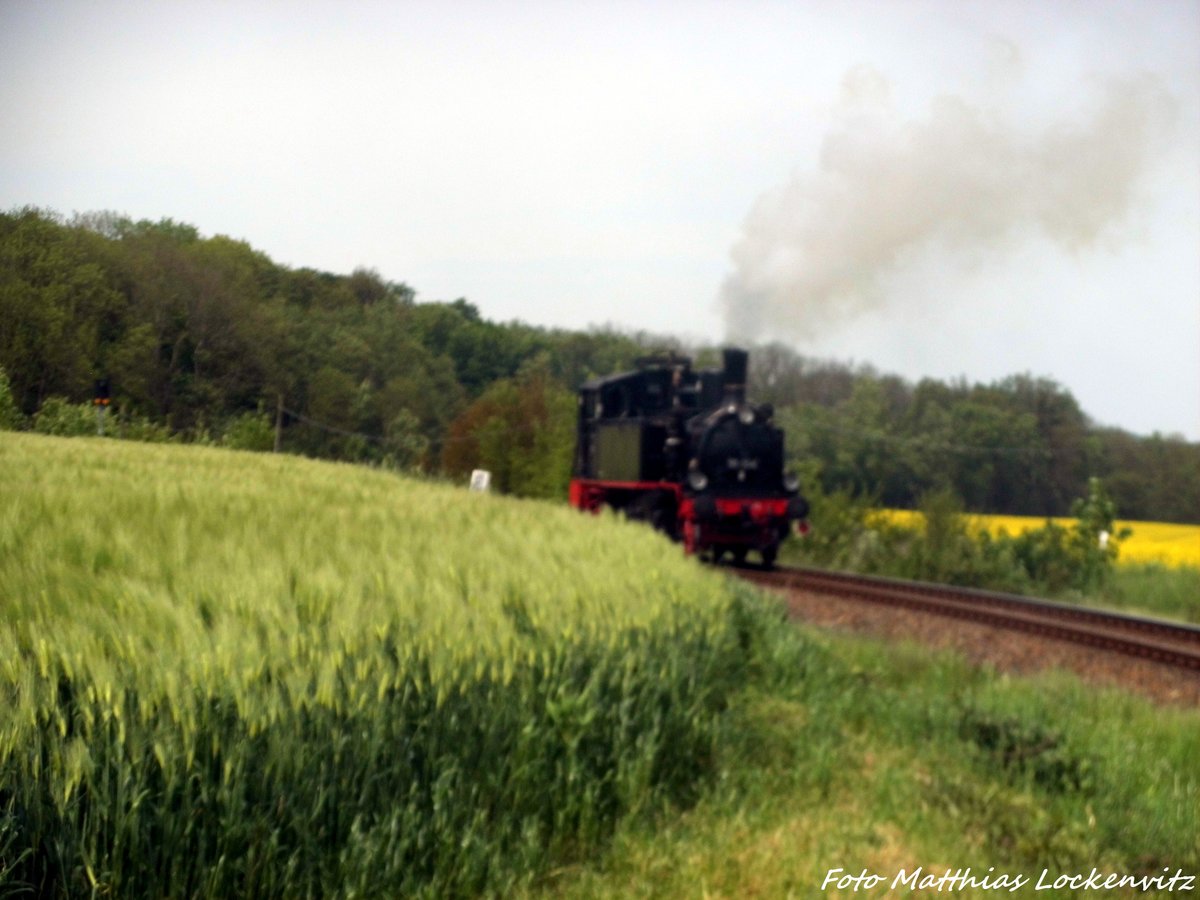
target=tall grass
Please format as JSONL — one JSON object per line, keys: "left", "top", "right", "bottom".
{"left": 0, "top": 433, "right": 756, "bottom": 897}
{"left": 1099, "top": 564, "right": 1200, "bottom": 624}
{"left": 519, "top": 622, "right": 1200, "bottom": 898}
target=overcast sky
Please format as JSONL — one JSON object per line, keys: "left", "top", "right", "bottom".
{"left": 2, "top": 0, "right": 1197, "bottom": 439}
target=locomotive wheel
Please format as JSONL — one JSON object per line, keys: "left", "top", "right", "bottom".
{"left": 731, "top": 547, "right": 748, "bottom": 567}
{"left": 760, "top": 545, "right": 778, "bottom": 569}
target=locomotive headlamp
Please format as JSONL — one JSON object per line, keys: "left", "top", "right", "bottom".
{"left": 737, "top": 405, "right": 755, "bottom": 426}
{"left": 783, "top": 473, "right": 801, "bottom": 494}
{"left": 687, "top": 469, "right": 709, "bottom": 492}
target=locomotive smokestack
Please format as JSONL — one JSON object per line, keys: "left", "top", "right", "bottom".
{"left": 722, "top": 347, "right": 748, "bottom": 404}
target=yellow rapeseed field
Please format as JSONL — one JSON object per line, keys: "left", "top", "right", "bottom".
{"left": 876, "top": 509, "right": 1200, "bottom": 568}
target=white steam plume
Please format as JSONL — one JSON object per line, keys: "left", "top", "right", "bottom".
{"left": 720, "top": 63, "right": 1177, "bottom": 341}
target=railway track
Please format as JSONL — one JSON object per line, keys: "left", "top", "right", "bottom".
{"left": 735, "top": 565, "right": 1200, "bottom": 672}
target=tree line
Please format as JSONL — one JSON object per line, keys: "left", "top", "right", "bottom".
{"left": 2, "top": 206, "right": 1197, "bottom": 523}
{"left": 749, "top": 344, "right": 1200, "bottom": 521}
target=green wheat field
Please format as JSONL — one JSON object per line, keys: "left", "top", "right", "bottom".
{"left": 0, "top": 432, "right": 753, "bottom": 897}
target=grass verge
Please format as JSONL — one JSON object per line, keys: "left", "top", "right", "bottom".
{"left": 1097, "top": 565, "right": 1200, "bottom": 624}
{"left": 523, "top": 590, "right": 1200, "bottom": 898}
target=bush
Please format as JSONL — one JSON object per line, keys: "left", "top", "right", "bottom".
{"left": 896, "top": 488, "right": 1028, "bottom": 590}
{"left": 0, "top": 367, "right": 22, "bottom": 430}
{"left": 383, "top": 408, "right": 429, "bottom": 471}
{"left": 784, "top": 465, "right": 875, "bottom": 568}
{"left": 32, "top": 397, "right": 96, "bottom": 436}
{"left": 115, "top": 415, "right": 175, "bottom": 443}
{"left": 1008, "top": 479, "right": 1129, "bottom": 594}
{"left": 785, "top": 472, "right": 1127, "bottom": 598}
{"left": 221, "top": 410, "right": 274, "bottom": 452}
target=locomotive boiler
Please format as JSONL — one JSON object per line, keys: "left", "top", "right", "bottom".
{"left": 569, "top": 347, "right": 808, "bottom": 567}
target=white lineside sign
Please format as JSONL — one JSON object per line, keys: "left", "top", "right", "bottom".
{"left": 469, "top": 469, "right": 491, "bottom": 493}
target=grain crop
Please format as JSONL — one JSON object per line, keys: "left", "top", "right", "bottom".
{"left": 0, "top": 432, "right": 753, "bottom": 898}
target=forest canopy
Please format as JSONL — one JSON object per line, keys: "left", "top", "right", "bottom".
{"left": 2, "top": 206, "right": 1196, "bottom": 522}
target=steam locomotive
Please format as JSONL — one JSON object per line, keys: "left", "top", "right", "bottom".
{"left": 569, "top": 348, "right": 808, "bottom": 567}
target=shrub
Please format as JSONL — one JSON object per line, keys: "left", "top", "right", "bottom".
{"left": 115, "top": 415, "right": 175, "bottom": 443}
{"left": 32, "top": 397, "right": 95, "bottom": 436}
{"left": 895, "top": 488, "right": 1027, "bottom": 590}
{"left": 0, "top": 366, "right": 21, "bottom": 430}
{"left": 383, "top": 408, "right": 429, "bottom": 471}
{"left": 1008, "top": 479, "right": 1130, "bottom": 594}
{"left": 221, "top": 410, "right": 274, "bottom": 452}
{"left": 785, "top": 466, "right": 875, "bottom": 568}
{"left": 787, "top": 474, "right": 1128, "bottom": 598}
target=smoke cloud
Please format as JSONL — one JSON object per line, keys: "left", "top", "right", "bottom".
{"left": 720, "top": 63, "right": 1177, "bottom": 341}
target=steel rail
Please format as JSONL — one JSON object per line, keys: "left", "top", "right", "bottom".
{"left": 735, "top": 565, "right": 1200, "bottom": 672}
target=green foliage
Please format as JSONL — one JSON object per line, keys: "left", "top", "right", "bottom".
{"left": 1069, "top": 477, "right": 1131, "bottom": 579}
{"left": 442, "top": 359, "right": 575, "bottom": 499}
{"left": 0, "top": 208, "right": 125, "bottom": 414}
{"left": 3, "top": 207, "right": 1196, "bottom": 522}
{"left": 1098, "top": 564, "right": 1200, "bottom": 624}
{"left": 1005, "top": 522, "right": 1077, "bottom": 592}
{"left": 958, "top": 709, "right": 1096, "bottom": 793}
{"left": 1008, "top": 479, "right": 1131, "bottom": 593}
{"left": 787, "top": 475, "right": 1134, "bottom": 599}
{"left": 382, "top": 407, "right": 429, "bottom": 470}
{"left": 782, "top": 469, "right": 873, "bottom": 569}
{"left": 0, "top": 366, "right": 21, "bottom": 429}
{"left": 520, "top": 607, "right": 1200, "bottom": 897}
{"left": 895, "top": 487, "right": 1024, "bottom": 588}
{"left": 32, "top": 397, "right": 96, "bottom": 436}
{"left": 221, "top": 409, "right": 274, "bottom": 452}
{"left": 763, "top": 342, "right": 1200, "bottom": 523}
{"left": 907, "top": 487, "right": 972, "bottom": 581}
{"left": 113, "top": 414, "right": 175, "bottom": 444}
{"left": 1096, "top": 429, "right": 1200, "bottom": 523}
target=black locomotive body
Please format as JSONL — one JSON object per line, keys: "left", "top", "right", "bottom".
{"left": 569, "top": 348, "right": 808, "bottom": 566}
